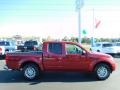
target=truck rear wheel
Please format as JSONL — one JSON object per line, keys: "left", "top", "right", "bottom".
{"left": 94, "top": 63, "right": 111, "bottom": 80}
{"left": 23, "top": 64, "right": 40, "bottom": 80}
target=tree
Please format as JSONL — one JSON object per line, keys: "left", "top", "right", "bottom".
{"left": 70, "top": 37, "right": 78, "bottom": 42}
{"left": 62, "top": 36, "right": 69, "bottom": 41}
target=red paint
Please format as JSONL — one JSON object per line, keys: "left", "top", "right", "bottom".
{"left": 6, "top": 41, "right": 116, "bottom": 73}
{"left": 0, "top": 48, "right": 2, "bottom": 51}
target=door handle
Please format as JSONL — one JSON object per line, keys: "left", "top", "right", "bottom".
{"left": 44, "top": 55, "right": 51, "bottom": 58}
{"left": 46, "top": 55, "right": 51, "bottom": 58}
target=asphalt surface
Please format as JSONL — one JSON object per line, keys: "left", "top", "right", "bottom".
{"left": 0, "top": 57, "right": 120, "bottom": 90}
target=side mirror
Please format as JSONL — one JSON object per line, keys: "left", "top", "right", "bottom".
{"left": 82, "top": 50, "right": 86, "bottom": 55}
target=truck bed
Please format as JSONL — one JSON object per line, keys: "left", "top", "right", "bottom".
{"left": 7, "top": 50, "right": 42, "bottom": 55}
{"left": 6, "top": 50, "right": 43, "bottom": 70}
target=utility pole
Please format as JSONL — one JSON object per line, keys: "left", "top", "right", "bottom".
{"left": 91, "top": 8, "right": 95, "bottom": 47}
{"left": 76, "top": 0, "right": 84, "bottom": 43}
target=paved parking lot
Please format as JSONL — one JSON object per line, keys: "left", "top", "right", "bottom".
{"left": 0, "top": 58, "right": 120, "bottom": 90}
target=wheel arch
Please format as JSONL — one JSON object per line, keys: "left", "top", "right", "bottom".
{"left": 20, "top": 61, "right": 40, "bottom": 70}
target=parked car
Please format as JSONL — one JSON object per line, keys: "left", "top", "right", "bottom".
{"left": 115, "top": 42, "right": 120, "bottom": 46}
{"left": 5, "top": 41, "right": 116, "bottom": 80}
{"left": 17, "top": 40, "right": 40, "bottom": 52}
{"left": 90, "top": 42, "right": 120, "bottom": 56}
{"left": 0, "top": 40, "right": 17, "bottom": 55}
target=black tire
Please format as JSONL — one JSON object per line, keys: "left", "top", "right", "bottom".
{"left": 97, "top": 50, "right": 100, "bottom": 52}
{"left": 23, "top": 64, "right": 40, "bottom": 80}
{"left": 94, "top": 63, "right": 111, "bottom": 80}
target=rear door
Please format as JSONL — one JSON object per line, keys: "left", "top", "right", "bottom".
{"left": 43, "top": 43, "right": 64, "bottom": 71}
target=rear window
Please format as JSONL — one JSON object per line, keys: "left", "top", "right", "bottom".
{"left": 102, "top": 43, "right": 113, "bottom": 47}
{"left": 48, "top": 43, "right": 62, "bottom": 55}
{"left": 0, "top": 41, "right": 10, "bottom": 46}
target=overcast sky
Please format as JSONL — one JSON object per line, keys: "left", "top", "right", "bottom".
{"left": 0, "top": 0, "right": 120, "bottom": 38}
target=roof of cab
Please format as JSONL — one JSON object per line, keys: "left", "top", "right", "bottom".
{"left": 43, "top": 41, "right": 79, "bottom": 44}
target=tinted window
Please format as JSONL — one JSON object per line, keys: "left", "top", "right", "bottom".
{"left": 96, "top": 44, "right": 101, "bottom": 47}
{"left": 102, "top": 43, "right": 113, "bottom": 47}
{"left": 116, "top": 43, "right": 120, "bottom": 46}
{"left": 49, "top": 43, "right": 62, "bottom": 54}
{"left": 24, "top": 41, "right": 38, "bottom": 46}
{"left": 0, "top": 41, "right": 10, "bottom": 46}
{"left": 66, "top": 44, "right": 83, "bottom": 54}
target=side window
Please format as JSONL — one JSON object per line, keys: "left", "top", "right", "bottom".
{"left": 66, "top": 44, "right": 83, "bottom": 54}
{"left": 5, "top": 42, "right": 10, "bottom": 46}
{"left": 48, "top": 43, "right": 62, "bottom": 55}
{"left": 96, "top": 44, "right": 101, "bottom": 47}
{"left": 102, "top": 43, "right": 112, "bottom": 47}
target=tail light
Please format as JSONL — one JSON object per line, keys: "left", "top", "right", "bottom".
{"left": 0, "top": 48, "right": 2, "bottom": 52}
{"left": 33, "top": 46, "right": 37, "bottom": 50}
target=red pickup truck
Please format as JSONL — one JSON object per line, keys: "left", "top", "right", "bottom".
{"left": 5, "top": 41, "right": 116, "bottom": 80}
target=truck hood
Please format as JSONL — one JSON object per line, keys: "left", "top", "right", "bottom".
{"left": 88, "top": 51, "right": 112, "bottom": 59}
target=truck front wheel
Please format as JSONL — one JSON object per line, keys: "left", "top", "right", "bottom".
{"left": 94, "top": 63, "right": 111, "bottom": 80}
{"left": 23, "top": 64, "right": 40, "bottom": 80}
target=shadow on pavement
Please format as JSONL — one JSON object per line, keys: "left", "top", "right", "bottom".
{"left": 0, "top": 70, "right": 98, "bottom": 85}
{"left": 0, "top": 70, "right": 97, "bottom": 85}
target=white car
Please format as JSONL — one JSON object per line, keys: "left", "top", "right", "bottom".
{"left": 0, "top": 41, "right": 17, "bottom": 55}
{"left": 90, "top": 42, "right": 120, "bottom": 55}
{"left": 115, "top": 42, "right": 120, "bottom": 47}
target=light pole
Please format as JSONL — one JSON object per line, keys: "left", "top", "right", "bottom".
{"left": 91, "top": 8, "right": 95, "bottom": 47}
{"left": 76, "top": 0, "right": 84, "bottom": 43}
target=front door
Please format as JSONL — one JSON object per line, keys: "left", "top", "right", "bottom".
{"left": 62, "top": 44, "right": 88, "bottom": 71}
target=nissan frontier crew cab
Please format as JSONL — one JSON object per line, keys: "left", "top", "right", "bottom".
{"left": 5, "top": 41, "right": 116, "bottom": 80}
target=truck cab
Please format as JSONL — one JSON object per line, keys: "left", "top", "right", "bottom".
{"left": 42, "top": 42, "right": 88, "bottom": 71}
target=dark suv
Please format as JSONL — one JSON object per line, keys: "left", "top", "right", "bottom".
{"left": 17, "top": 40, "right": 40, "bottom": 52}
